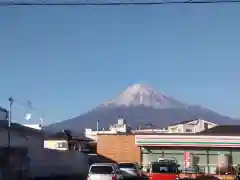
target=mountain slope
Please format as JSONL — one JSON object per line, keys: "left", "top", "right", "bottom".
{"left": 46, "top": 84, "right": 240, "bottom": 132}
{"left": 103, "top": 84, "right": 187, "bottom": 109}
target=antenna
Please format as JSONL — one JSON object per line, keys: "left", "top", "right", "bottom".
{"left": 97, "top": 120, "right": 100, "bottom": 132}
{"left": 40, "top": 116, "right": 44, "bottom": 128}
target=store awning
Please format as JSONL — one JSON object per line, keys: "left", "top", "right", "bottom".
{"left": 135, "top": 134, "right": 240, "bottom": 147}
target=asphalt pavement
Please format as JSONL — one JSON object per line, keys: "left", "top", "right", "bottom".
{"left": 33, "top": 175, "right": 149, "bottom": 180}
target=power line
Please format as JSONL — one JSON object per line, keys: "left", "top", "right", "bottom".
{"left": 1, "top": 0, "right": 240, "bottom": 6}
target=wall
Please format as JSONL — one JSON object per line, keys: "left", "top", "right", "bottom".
{"left": 28, "top": 148, "right": 89, "bottom": 178}
{"left": 0, "top": 107, "right": 7, "bottom": 120}
{"left": 0, "top": 128, "right": 43, "bottom": 149}
{"left": 97, "top": 134, "right": 141, "bottom": 164}
{"left": 168, "top": 124, "right": 184, "bottom": 133}
{"left": 0, "top": 128, "right": 89, "bottom": 178}
{"left": 132, "top": 129, "right": 168, "bottom": 133}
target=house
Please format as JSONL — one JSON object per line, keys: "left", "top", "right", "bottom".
{"left": 167, "top": 119, "right": 217, "bottom": 133}
{"left": 44, "top": 130, "right": 93, "bottom": 152}
{"left": 0, "top": 120, "right": 44, "bottom": 148}
{"left": 0, "top": 122, "right": 89, "bottom": 179}
{"left": 0, "top": 121, "right": 44, "bottom": 179}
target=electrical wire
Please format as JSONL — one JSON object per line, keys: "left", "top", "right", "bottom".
{"left": 0, "top": 0, "right": 240, "bottom": 6}
{"left": 11, "top": 99, "right": 45, "bottom": 125}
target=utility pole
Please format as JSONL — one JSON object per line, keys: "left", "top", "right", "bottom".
{"left": 7, "top": 97, "right": 13, "bottom": 180}
{"left": 8, "top": 97, "right": 13, "bottom": 149}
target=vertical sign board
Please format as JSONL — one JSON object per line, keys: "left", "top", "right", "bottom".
{"left": 184, "top": 152, "right": 191, "bottom": 168}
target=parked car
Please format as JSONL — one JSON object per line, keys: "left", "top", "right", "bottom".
{"left": 147, "top": 161, "right": 180, "bottom": 180}
{"left": 118, "top": 162, "right": 142, "bottom": 177}
{"left": 87, "top": 163, "right": 123, "bottom": 180}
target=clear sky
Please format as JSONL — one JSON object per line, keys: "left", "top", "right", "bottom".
{"left": 0, "top": 3, "right": 240, "bottom": 125}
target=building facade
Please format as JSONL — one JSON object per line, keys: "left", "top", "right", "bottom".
{"left": 97, "top": 126, "right": 240, "bottom": 175}
{"left": 97, "top": 134, "right": 141, "bottom": 163}
{"left": 44, "top": 131, "right": 93, "bottom": 152}
{"left": 135, "top": 134, "right": 238, "bottom": 174}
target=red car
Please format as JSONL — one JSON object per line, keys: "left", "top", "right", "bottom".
{"left": 147, "top": 162, "right": 181, "bottom": 180}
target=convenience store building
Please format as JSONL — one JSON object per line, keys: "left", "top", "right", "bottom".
{"left": 97, "top": 125, "right": 240, "bottom": 174}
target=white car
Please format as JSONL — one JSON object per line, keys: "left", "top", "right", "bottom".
{"left": 118, "top": 162, "right": 142, "bottom": 177}
{"left": 87, "top": 163, "right": 123, "bottom": 180}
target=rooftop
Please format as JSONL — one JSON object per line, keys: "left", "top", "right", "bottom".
{"left": 0, "top": 107, "right": 7, "bottom": 113}
{"left": 169, "top": 119, "right": 216, "bottom": 126}
{"left": 0, "top": 120, "right": 43, "bottom": 136}
{"left": 45, "top": 130, "right": 92, "bottom": 141}
{"left": 198, "top": 125, "right": 240, "bottom": 135}
{"left": 98, "top": 125, "right": 240, "bottom": 136}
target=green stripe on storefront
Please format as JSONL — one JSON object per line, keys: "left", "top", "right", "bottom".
{"left": 136, "top": 141, "right": 240, "bottom": 145}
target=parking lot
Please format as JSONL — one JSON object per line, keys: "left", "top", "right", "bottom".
{"left": 34, "top": 175, "right": 149, "bottom": 180}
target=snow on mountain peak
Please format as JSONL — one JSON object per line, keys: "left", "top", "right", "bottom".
{"left": 122, "top": 84, "right": 157, "bottom": 95}
{"left": 104, "top": 84, "right": 187, "bottom": 109}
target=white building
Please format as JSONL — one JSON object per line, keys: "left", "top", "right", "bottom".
{"left": 167, "top": 119, "right": 218, "bottom": 133}
{"left": 85, "top": 118, "right": 130, "bottom": 141}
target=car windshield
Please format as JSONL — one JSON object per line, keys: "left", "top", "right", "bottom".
{"left": 90, "top": 166, "right": 113, "bottom": 174}
{"left": 119, "top": 163, "right": 136, "bottom": 169}
{"left": 151, "top": 164, "right": 177, "bottom": 173}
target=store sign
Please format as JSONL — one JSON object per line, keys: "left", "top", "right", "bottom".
{"left": 184, "top": 152, "right": 191, "bottom": 168}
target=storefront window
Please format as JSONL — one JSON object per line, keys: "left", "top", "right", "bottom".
{"left": 208, "top": 149, "right": 232, "bottom": 174}
{"left": 232, "top": 150, "right": 240, "bottom": 167}
{"left": 142, "top": 153, "right": 162, "bottom": 170}
{"left": 141, "top": 147, "right": 236, "bottom": 174}
{"left": 149, "top": 149, "right": 164, "bottom": 154}
{"left": 164, "top": 153, "right": 184, "bottom": 167}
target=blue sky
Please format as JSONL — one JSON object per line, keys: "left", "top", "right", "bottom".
{"left": 0, "top": 4, "right": 240, "bottom": 124}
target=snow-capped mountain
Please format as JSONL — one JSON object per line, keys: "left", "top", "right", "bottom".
{"left": 46, "top": 84, "right": 240, "bottom": 132}
{"left": 103, "top": 84, "right": 187, "bottom": 109}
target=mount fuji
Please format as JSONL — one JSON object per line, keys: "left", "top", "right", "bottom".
{"left": 46, "top": 84, "right": 240, "bottom": 132}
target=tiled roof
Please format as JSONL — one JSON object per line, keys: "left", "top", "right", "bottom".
{"left": 45, "top": 130, "right": 92, "bottom": 141}
{"left": 169, "top": 119, "right": 196, "bottom": 126}
{"left": 45, "top": 131, "right": 69, "bottom": 140}
{"left": 198, "top": 125, "right": 240, "bottom": 135}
